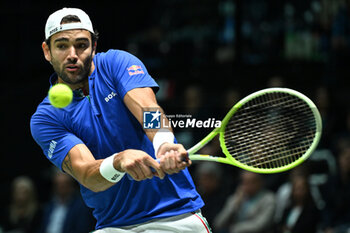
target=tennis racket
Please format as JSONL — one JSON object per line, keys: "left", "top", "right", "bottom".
{"left": 185, "top": 87, "right": 322, "bottom": 173}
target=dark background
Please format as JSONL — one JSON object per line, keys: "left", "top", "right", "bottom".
{"left": 0, "top": 0, "right": 349, "bottom": 230}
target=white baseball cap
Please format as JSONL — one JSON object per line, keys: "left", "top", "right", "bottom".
{"left": 45, "top": 8, "right": 94, "bottom": 40}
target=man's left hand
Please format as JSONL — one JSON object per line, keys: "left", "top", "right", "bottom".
{"left": 156, "top": 143, "right": 192, "bottom": 175}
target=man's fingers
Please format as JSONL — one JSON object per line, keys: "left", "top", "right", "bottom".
{"left": 159, "top": 151, "right": 174, "bottom": 174}
{"left": 175, "top": 150, "right": 189, "bottom": 163}
{"left": 122, "top": 154, "right": 162, "bottom": 181}
{"left": 127, "top": 169, "right": 141, "bottom": 181}
{"left": 144, "top": 157, "right": 165, "bottom": 179}
{"left": 155, "top": 143, "right": 192, "bottom": 175}
{"left": 170, "top": 150, "right": 179, "bottom": 170}
{"left": 137, "top": 162, "right": 154, "bottom": 179}
{"left": 159, "top": 150, "right": 190, "bottom": 175}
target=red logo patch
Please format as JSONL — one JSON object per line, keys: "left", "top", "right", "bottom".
{"left": 127, "top": 65, "right": 144, "bottom": 76}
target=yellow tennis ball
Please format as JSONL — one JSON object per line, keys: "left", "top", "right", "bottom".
{"left": 48, "top": 83, "right": 73, "bottom": 108}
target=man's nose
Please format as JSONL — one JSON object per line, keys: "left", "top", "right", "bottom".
{"left": 67, "top": 46, "right": 78, "bottom": 62}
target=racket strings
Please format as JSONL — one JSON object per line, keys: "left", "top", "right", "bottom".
{"left": 225, "top": 110, "right": 315, "bottom": 144}
{"left": 225, "top": 97, "right": 315, "bottom": 146}
{"left": 225, "top": 113, "right": 315, "bottom": 155}
{"left": 233, "top": 118, "right": 314, "bottom": 168}
{"left": 226, "top": 127, "right": 314, "bottom": 165}
{"left": 224, "top": 92, "right": 317, "bottom": 169}
{"left": 233, "top": 103, "right": 314, "bottom": 167}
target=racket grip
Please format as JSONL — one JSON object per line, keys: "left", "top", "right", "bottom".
{"left": 127, "top": 158, "right": 160, "bottom": 180}
{"left": 127, "top": 154, "right": 189, "bottom": 180}
{"left": 153, "top": 158, "right": 161, "bottom": 171}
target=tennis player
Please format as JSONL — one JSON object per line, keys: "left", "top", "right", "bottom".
{"left": 30, "top": 8, "right": 211, "bottom": 232}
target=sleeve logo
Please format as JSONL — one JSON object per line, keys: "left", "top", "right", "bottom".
{"left": 127, "top": 65, "right": 145, "bottom": 76}
{"left": 48, "top": 140, "right": 57, "bottom": 159}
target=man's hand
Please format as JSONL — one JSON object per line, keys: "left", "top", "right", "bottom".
{"left": 115, "top": 149, "right": 165, "bottom": 181}
{"left": 156, "top": 143, "right": 192, "bottom": 175}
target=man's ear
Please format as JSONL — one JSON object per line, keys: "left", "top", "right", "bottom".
{"left": 92, "top": 41, "right": 97, "bottom": 56}
{"left": 42, "top": 41, "right": 52, "bottom": 63}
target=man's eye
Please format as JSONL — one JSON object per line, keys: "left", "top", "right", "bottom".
{"left": 77, "top": 43, "right": 88, "bottom": 49}
{"left": 57, "top": 44, "right": 67, "bottom": 49}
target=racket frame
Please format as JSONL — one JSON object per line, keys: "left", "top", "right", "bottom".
{"left": 187, "top": 88, "right": 322, "bottom": 174}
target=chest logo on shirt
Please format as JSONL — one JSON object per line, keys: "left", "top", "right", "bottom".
{"left": 105, "top": 91, "right": 117, "bottom": 102}
{"left": 127, "top": 65, "right": 144, "bottom": 76}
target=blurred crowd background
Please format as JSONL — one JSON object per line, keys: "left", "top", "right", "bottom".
{"left": 1, "top": 0, "right": 349, "bottom": 232}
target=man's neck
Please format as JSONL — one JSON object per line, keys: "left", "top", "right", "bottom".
{"left": 57, "top": 78, "right": 89, "bottom": 95}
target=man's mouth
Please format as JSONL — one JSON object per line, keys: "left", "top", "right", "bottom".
{"left": 65, "top": 64, "right": 79, "bottom": 72}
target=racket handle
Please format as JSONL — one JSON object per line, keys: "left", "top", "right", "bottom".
{"left": 153, "top": 158, "right": 161, "bottom": 171}
{"left": 127, "top": 158, "right": 160, "bottom": 180}
{"left": 127, "top": 154, "right": 190, "bottom": 180}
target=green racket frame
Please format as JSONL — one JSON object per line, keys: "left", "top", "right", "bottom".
{"left": 187, "top": 88, "right": 322, "bottom": 174}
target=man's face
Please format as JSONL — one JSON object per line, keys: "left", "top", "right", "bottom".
{"left": 43, "top": 29, "right": 95, "bottom": 85}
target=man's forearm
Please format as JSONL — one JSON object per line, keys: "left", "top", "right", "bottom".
{"left": 62, "top": 144, "right": 125, "bottom": 192}
{"left": 63, "top": 154, "right": 116, "bottom": 192}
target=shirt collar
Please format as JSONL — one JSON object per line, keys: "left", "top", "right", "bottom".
{"left": 49, "top": 73, "right": 58, "bottom": 86}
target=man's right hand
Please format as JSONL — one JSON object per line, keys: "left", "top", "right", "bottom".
{"left": 114, "top": 149, "right": 165, "bottom": 181}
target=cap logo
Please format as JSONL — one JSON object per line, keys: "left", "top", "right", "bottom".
{"left": 49, "top": 27, "right": 59, "bottom": 35}
{"left": 47, "top": 22, "right": 93, "bottom": 39}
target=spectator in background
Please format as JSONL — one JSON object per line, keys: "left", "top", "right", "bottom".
{"left": 277, "top": 174, "right": 320, "bottom": 233}
{"left": 321, "top": 145, "right": 350, "bottom": 233}
{"left": 195, "top": 162, "right": 227, "bottom": 228}
{"left": 0, "top": 176, "right": 42, "bottom": 233}
{"left": 274, "top": 165, "right": 310, "bottom": 224}
{"left": 214, "top": 171, "right": 275, "bottom": 233}
{"left": 37, "top": 170, "right": 95, "bottom": 233}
